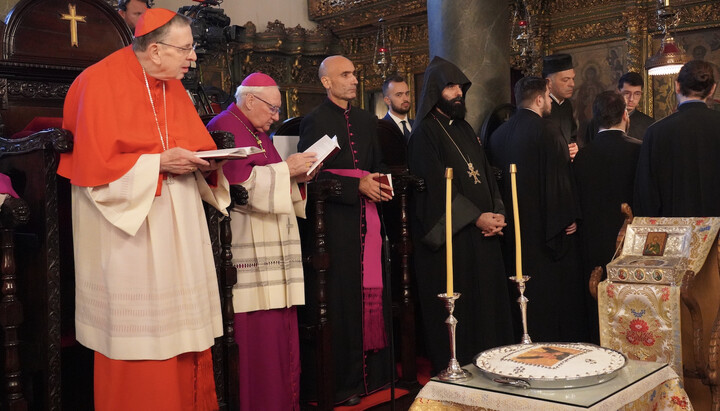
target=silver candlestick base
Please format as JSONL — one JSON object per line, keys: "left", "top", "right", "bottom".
{"left": 509, "top": 276, "right": 532, "bottom": 344}
{"left": 436, "top": 292, "right": 472, "bottom": 381}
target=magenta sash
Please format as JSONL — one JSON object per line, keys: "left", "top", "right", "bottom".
{"left": 325, "top": 168, "right": 387, "bottom": 351}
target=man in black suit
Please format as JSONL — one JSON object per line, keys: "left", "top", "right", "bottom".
{"left": 634, "top": 60, "right": 720, "bottom": 217}
{"left": 583, "top": 72, "right": 654, "bottom": 143}
{"left": 574, "top": 91, "right": 641, "bottom": 342}
{"left": 381, "top": 74, "right": 413, "bottom": 142}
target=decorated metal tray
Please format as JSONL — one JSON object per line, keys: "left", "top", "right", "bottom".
{"left": 473, "top": 343, "right": 627, "bottom": 389}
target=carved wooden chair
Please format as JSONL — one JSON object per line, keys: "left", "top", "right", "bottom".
{"left": 0, "top": 129, "right": 75, "bottom": 410}
{"left": 205, "top": 130, "right": 248, "bottom": 411}
{"left": 298, "top": 178, "right": 343, "bottom": 410}
{"left": 376, "top": 118, "right": 426, "bottom": 388}
{"left": 0, "top": 194, "right": 30, "bottom": 411}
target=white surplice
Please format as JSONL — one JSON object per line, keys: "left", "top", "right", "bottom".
{"left": 230, "top": 162, "right": 306, "bottom": 313}
{"left": 72, "top": 154, "right": 230, "bottom": 360}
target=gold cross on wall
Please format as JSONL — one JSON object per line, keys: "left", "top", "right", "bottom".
{"left": 60, "top": 4, "right": 86, "bottom": 48}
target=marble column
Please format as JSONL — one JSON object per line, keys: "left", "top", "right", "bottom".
{"left": 427, "top": 0, "right": 510, "bottom": 133}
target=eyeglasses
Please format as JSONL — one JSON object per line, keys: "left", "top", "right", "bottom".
{"left": 157, "top": 41, "right": 197, "bottom": 55}
{"left": 252, "top": 94, "right": 282, "bottom": 115}
{"left": 621, "top": 91, "right": 643, "bottom": 100}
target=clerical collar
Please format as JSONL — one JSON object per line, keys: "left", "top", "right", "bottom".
{"left": 598, "top": 127, "right": 625, "bottom": 133}
{"left": 549, "top": 93, "right": 564, "bottom": 105}
{"left": 326, "top": 97, "right": 352, "bottom": 113}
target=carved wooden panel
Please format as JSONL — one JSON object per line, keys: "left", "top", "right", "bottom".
{"left": 2, "top": 0, "right": 131, "bottom": 68}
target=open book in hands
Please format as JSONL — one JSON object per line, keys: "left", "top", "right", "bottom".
{"left": 195, "top": 146, "right": 265, "bottom": 160}
{"left": 304, "top": 135, "right": 340, "bottom": 175}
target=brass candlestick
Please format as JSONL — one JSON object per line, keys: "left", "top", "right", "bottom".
{"left": 437, "top": 292, "right": 472, "bottom": 381}
{"left": 509, "top": 276, "right": 532, "bottom": 344}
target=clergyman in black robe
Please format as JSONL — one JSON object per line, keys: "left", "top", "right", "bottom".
{"left": 573, "top": 91, "right": 641, "bottom": 343}
{"left": 407, "top": 56, "right": 514, "bottom": 374}
{"left": 487, "top": 76, "right": 589, "bottom": 343}
{"left": 635, "top": 60, "right": 720, "bottom": 217}
{"left": 297, "top": 55, "right": 393, "bottom": 405}
{"left": 543, "top": 53, "right": 579, "bottom": 159}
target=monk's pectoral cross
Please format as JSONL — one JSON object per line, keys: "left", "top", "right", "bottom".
{"left": 467, "top": 162, "right": 481, "bottom": 184}
{"left": 60, "top": 4, "right": 86, "bottom": 48}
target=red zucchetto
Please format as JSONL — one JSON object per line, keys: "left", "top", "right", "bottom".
{"left": 134, "top": 8, "right": 178, "bottom": 37}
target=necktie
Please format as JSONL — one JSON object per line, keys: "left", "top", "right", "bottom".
{"left": 401, "top": 120, "right": 410, "bottom": 142}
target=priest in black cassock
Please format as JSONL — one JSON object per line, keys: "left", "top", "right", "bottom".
{"left": 573, "top": 90, "right": 641, "bottom": 342}
{"left": 635, "top": 60, "right": 720, "bottom": 217}
{"left": 544, "top": 54, "right": 579, "bottom": 160}
{"left": 487, "top": 76, "right": 588, "bottom": 343}
{"left": 297, "top": 55, "right": 393, "bottom": 406}
{"left": 407, "top": 56, "right": 514, "bottom": 374}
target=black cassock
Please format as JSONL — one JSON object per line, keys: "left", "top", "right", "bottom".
{"left": 549, "top": 98, "right": 577, "bottom": 145}
{"left": 573, "top": 129, "right": 641, "bottom": 342}
{"left": 635, "top": 101, "right": 720, "bottom": 217}
{"left": 408, "top": 112, "right": 514, "bottom": 374}
{"left": 297, "top": 98, "right": 391, "bottom": 404}
{"left": 488, "top": 109, "right": 588, "bottom": 343}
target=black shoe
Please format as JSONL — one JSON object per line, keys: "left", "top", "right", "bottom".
{"left": 343, "top": 395, "right": 361, "bottom": 406}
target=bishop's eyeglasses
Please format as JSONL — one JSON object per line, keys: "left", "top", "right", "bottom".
{"left": 252, "top": 94, "right": 282, "bottom": 115}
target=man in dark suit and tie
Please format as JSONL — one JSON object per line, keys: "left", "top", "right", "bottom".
{"left": 381, "top": 74, "right": 413, "bottom": 142}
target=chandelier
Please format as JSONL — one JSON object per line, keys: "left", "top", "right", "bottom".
{"left": 372, "top": 18, "right": 395, "bottom": 80}
{"left": 646, "top": 0, "right": 689, "bottom": 76}
{"left": 509, "top": 0, "right": 532, "bottom": 74}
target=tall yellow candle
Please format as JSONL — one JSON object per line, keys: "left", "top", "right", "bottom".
{"left": 445, "top": 168, "right": 454, "bottom": 296}
{"left": 510, "top": 164, "right": 523, "bottom": 282}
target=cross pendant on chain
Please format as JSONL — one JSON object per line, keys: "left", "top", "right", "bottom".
{"left": 467, "top": 163, "right": 481, "bottom": 184}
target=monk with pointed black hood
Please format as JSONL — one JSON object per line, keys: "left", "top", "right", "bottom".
{"left": 408, "top": 56, "right": 514, "bottom": 374}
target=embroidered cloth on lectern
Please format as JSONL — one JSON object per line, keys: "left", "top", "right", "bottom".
{"left": 599, "top": 217, "right": 720, "bottom": 381}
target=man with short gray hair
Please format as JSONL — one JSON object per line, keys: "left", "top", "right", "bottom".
{"left": 543, "top": 53, "right": 578, "bottom": 159}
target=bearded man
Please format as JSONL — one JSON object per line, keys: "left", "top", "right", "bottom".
{"left": 487, "top": 76, "right": 588, "bottom": 343}
{"left": 407, "top": 56, "right": 513, "bottom": 374}
{"left": 381, "top": 74, "right": 414, "bottom": 142}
